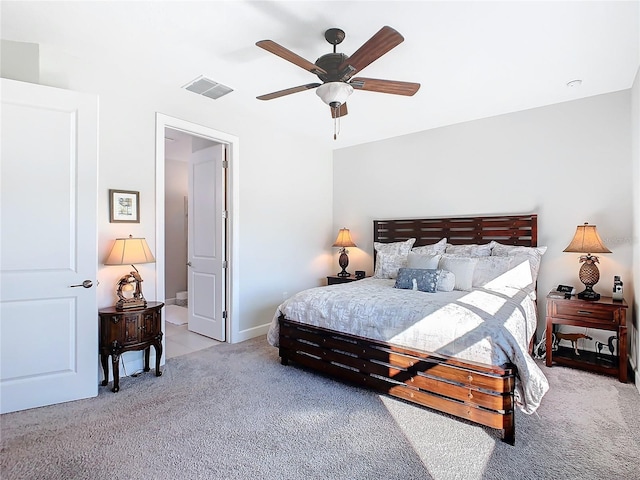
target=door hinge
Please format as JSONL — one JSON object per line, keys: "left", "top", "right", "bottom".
{"left": 222, "top": 160, "right": 229, "bottom": 168}
{"left": 222, "top": 260, "right": 228, "bottom": 268}
{"left": 222, "top": 311, "right": 227, "bottom": 319}
{"left": 222, "top": 210, "right": 228, "bottom": 218}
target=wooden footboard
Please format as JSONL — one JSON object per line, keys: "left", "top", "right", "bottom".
{"left": 279, "top": 315, "right": 516, "bottom": 445}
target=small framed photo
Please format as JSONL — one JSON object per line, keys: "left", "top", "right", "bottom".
{"left": 109, "top": 189, "right": 140, "bottom": 223}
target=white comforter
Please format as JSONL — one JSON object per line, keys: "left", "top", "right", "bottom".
{"left": 267, "top": 278, "right": 549, "bottom": 414}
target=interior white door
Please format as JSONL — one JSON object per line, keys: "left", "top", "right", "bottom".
{"left": 187, "top": 144, "right": 226, "bottom": 341}
{"left": 0, "top": 79, "right": 98, "bottom": 414}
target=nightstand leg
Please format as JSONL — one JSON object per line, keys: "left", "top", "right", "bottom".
{"left": 619, "top": 325, "right": 627, "bottom": 382}
{"left": 111, "top": 354, "right": 120, "bottom": 393}
{"left": 143, "top": 347, "right": 151, "bottom": 372}
{"left": 153, "top": 342, "right": 163, "bottom": 377}
{"left": 545, "top": 318, "right": 553, "bottom": 367}
{"left": 100, "top": 353, "right": 109, "bottom": 387}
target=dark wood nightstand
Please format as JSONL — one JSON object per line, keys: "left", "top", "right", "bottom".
{"left": 545, "top": 294, "right": 628, "bottom": 382}
{"left": 327, "top": 275, "right": 365, "bottom": 285}
{"left": 98, "top": 302, "right": 164, "bottom": 392}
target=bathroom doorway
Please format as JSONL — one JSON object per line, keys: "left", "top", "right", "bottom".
{"left": 155, "top": 114, "right": 239, "bottom": 356}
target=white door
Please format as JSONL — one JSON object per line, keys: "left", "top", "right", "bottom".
{"left": 0, "top": 79, "right": 98, "bottom": 414}
{"left": 187, "top": 144, "right": 226, "bottom": 341}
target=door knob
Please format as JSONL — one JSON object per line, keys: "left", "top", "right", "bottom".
{"left": 70, "top": 280, "right": 93, "bottom": 288}
{"left": 187, "top": 262, "right": 192, "bottom": 267}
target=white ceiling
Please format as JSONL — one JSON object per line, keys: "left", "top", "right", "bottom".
{"left": 2, "top": 1, "right": 638, "bottom": 148}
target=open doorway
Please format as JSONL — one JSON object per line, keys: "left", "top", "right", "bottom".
{"left": 163, "top": 128, "right": 222, "bottom": 357}
{"left": 155, "top": 114, "right": 239, "bottom": 358}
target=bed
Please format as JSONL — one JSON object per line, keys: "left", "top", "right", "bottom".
{"left": 267, "top": 214, "right": 549, "bottom": 444}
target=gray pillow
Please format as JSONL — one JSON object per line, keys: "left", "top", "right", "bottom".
{"left": 394, "top": 268, "right": 441, "bottom": 293}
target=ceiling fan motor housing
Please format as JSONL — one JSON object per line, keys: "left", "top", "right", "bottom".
{"left": 315, "top": 53, "right": 351, "bottom": 83}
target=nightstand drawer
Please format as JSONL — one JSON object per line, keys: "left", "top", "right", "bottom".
{"left": 554, "top": 303, "right": 615, "bottom": 323}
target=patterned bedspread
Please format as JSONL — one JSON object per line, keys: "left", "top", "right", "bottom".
{"left": 267, "top": 278, "right": 549, "bottom": 414}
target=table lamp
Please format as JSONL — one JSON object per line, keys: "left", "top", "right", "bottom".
{"left": 104, "top": 235, "right": 156, "bottom": 310}
{"left": 563, "top": 223, "right": 611, "bottom": 300}
{"left": 332, "top": 228, "right": 357, "bottom": 277}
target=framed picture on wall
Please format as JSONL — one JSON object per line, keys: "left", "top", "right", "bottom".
{"left": 109, "top": 189, "right": 140, "bottom": 223}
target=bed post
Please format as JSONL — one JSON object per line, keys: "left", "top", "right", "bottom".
{"left": 278, "top": 314, "right": 290, "bottom": 365}
{"left": 503, "top": 412, "right": 515, "bottom": 446}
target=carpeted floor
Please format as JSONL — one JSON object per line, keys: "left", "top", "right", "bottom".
{"left": 1, "top": 336, "right": 639, "bottom": 480}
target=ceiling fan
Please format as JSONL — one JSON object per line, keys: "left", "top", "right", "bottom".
{"left": 256, "top": 26, "right": 420, "bottom": 139}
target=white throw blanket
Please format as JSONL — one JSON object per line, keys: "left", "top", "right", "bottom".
{"left": 268, "top": 278, "right": 549, "bottom": 414}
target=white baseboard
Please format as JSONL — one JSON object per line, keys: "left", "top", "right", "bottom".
{"left": 629, "top": 356, "right": 640, "bottom": 394}
{"left": 231, "top": 323, "right": 270, "bottom": 344}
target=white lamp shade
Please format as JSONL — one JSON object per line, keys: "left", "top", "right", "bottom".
{"left": 105, "top": 235, "right": 156, "bottom": 265}
{"left": 316, "top": 82, "right": 354, "bottom": 106}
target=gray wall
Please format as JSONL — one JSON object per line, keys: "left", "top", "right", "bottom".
{"left": 333, "top": 91, "right": 634, "bottom": 348}
{"left": 164, "top": 158, "right": 188, "bottom": 301}
{"left": 631, "top": 66, "right": 640, "bottom": 393}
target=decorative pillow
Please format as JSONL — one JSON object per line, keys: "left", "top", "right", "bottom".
{"left": 373, "top": 252, "right": 408, "bottom": 279}
{"left": 491, "top": 243, "right": 547, "bottom": 284}
{"left": 438, "top": 255, "right": 478, "bottom": 291}
{"left": 394, "top": 268, "right": 440, "bottom": 293}
{"left": 374, "top": 238, "right": 416, "bottom": 255}
{"left": 406, "top": 252, "right": 441, "bottom": 269}
{"left": 445, "top": 242, "right": 494, "bottom": 257}
{"left": 411, "top": 238, "right": 447, "bottom": 255}
{"left": 483, "top": 259, "right": 537, "bottom": 299}
{"left": 472, "top": 256, "right": 511, "bottom": 287}
{"left": 437, "top": 270, "right": 455, "bottom": 292}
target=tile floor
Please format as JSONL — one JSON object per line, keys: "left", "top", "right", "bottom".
{"left": 165, "top": 321, "right": 221, "bottom": 359}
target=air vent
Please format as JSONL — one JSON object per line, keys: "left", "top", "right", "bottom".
{"left": 182, "top": 76, "right": 233, "bottom": 100}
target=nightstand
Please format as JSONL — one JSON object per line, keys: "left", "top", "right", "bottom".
{"left": 327, "top": 275, "right": 364, "bottom": 285}
{"left": 545, "top": 294, "right": 628, "bottom": 382}
{"left": 98, "top": 302, "right": 164, "bottom": 392}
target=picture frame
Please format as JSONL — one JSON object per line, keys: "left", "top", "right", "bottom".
{"left": 109, "top": 189, "right": 140, "bottom": 223}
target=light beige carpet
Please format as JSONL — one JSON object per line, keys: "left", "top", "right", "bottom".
{"left": 1, "top": 336, "right": 639, "bottom": 479}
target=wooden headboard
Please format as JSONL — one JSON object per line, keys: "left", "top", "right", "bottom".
{"left": 374, "top": 214, "right": 537, "bottom": 248}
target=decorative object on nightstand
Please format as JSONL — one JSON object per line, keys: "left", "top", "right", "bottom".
{"left": 612, "top": 275, "right": 624, "bottom": 301}
{"left": 563, "top": 223, "right": 611, "bottom": 300}
{"left": 332, "top": 227, "right": 357, "bottom": 277}
{"left": 104, "top": 235, "right": 156, "bottom": 310}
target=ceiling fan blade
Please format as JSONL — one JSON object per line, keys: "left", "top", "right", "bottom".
{"left": 256, "top": 40, "right": 327, "bottom": 75}
{"left": 330, "top": 103, "right": 348, "bottom": 118}
{"left": 257, "top": 83, "right": 321, "bottom": 101}
{"left": 338, "top": 26, "right": 404, "bottom": 79}
{"left": 350, "top": 77, "right": 420, "bottom": 96}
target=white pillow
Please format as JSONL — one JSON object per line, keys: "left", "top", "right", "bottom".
{"left": 491, "top": 243, "right": 547, "bottom": 284}
{"left": 373, "top": 252, "right": 408, "bottom": 279}
{"left": 407, "top": 252, "right": 441, "bottom": 269}
{"left": 438, "top": 255, "right": 478, "bottom": 291}
{"left": 445, "top": 242, "right": 494, "bottom": 257}
{"left": 411, "top": 238, "right": 447, "bottom": 255}
{"left": 437, "top": 270, "right": 455, "bottom": 292}
{"left": 472, "top": 256, "right": 511, "bottom": 287}
{"left": 374, "top": 238, "right": 416, "bottom": 255}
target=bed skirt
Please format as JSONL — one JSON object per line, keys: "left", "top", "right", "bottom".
{"left": 278, "top": 315, "right": 517, "bottom": 445}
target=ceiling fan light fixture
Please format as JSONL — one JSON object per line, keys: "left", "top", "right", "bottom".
{"left": 316, "top": 82, "right": 353, "bottom": 106}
